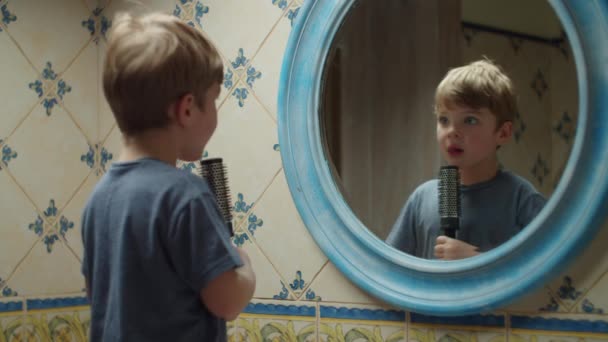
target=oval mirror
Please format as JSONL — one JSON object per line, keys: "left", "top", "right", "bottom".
{"left": 278, "top": 0, "right": 608, "bottom": 315}
{"left": 321, "top": 0, "right": 577, "bottom": 259}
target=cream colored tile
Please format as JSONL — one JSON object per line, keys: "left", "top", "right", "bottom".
{"left": 63, "top": 41, "right": 98, "bottom": 142}
{"left": 237, "top": 235, "right": 287, "bottom": 301}
{"left": 319, "top": 302, "right": 405, "bottom": 342}
{"left": 202, "top": 0, "right": 285, "bottom": 61}
{"left": 574, "top": 271, "right": 608, "bottom": 314}
{"left": 0, "top": 172, "right": 40, "bottom": 280}
{"left": 97, "top": 40, "right": 117, "bottom": 141}
{"left": 544, "top": 222, "right": 608, "bottom": 312}
{"left": 248, "top": 4, "right": 293, "bottom": 121}
{"left": 236, "top": 299, "right": 317, "bottom": 342}
{"left": 505, "top": 286, "right": 566, "bottom": 313}
{"left": 9, "top": 0, "right": 92, "bottom": 72}
{"left": 61, "top": 173, "right": 100, "bottom": 260}
{"left": 6, "top": 240, "right": 85, "bottom": 296}
{"left": 0, "top": 33, "right": 39, "bottom": 139}
{"left": 205, "top": 93, "right": 281, "bottom": 208}
{"left": 311, "top": 262, "right": 378, "bottom": 304}
{"left": 8, "top": 106, "right": 91, "bottom": 211}
{"left": 247, "top": 171, "right": 328, "bottom": 301}
{"left": 101, "top": 124, "right": 123, "bottom": 167}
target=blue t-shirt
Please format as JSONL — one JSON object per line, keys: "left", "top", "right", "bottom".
{"left": 386, "top": 170, "right": 546, "bottom": 259}
{"left": 81, "top": 158, "right": 242, "bottom": 342}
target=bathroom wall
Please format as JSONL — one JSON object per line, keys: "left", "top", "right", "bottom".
{"left": 0, "top": 0, "right": 606, "bottom": 341}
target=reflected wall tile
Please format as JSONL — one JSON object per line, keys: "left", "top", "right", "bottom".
{"left": 8, "top": 0, "right": 92, "bottom": 72}
{"left": 0, "top": 32, "right": 39, "bottom": 139}
{"left": 311, "top": 262, "right": 378, "bottom": 304}
{"left": 319, "top": 303, "right": 405, "bottom": 342}
{"left": 236, "top": 300, "right": 317, "bottom": 342}
{"left": 8, "top": 105, "right": 91, "bottom": 211}
{"left": 62, "top": 41, "right": 99, "bottom": 142}
{"left": 0, "top": 171, "right": 41, "bottom": 279}
{"left": 201, "top": 0, "right": 286, "bottom": 62}
{"left": 409, "top": 313, "right": 505, "bottom": 342}
{"left": 247, "top": 171, "right": 328, "bottom": 299}
{"left": 6, "top": 240, "right": 85, "bottom": 296}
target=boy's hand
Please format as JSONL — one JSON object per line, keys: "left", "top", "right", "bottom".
{"left": 434, "top": 236, "right": 479, "bottom": 260}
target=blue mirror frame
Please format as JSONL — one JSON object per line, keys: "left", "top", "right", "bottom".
{"left": 278, "top": 0, "right": 608, "bottom": 316}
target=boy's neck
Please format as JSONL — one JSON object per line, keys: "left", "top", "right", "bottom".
{"left": 459, "top": 157, "right": 499, "bottom": 186}
{"left": 119, "top": 128, "right": 178, "bottom": 166}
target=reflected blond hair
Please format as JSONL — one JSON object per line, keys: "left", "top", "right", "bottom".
{"left": 103, "top": 12, "right": 223, "bottom": 135}
{"left": 435, "top": 58, "right": 517, "bottom": 127}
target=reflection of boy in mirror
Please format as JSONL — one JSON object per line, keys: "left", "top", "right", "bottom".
{"left": 386, "top": 59, "right": 546, "bottom": 260}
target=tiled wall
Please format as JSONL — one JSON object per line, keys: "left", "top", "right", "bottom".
{"left": 0, "top": 0, "right": 606, "bottom": 341}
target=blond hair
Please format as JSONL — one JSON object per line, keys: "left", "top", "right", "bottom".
{"left": 103, "top": 12, "right": 223, "bottom": 135}
{"left": 435, "top": 59, "right": 517, "bottom": 127}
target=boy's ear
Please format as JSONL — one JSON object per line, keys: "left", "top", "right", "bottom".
{"left": 496, "top": 120, "right": 513, "bottom": 145}
{"left": 170, "top": 93, "right": 195, "bottom": 127}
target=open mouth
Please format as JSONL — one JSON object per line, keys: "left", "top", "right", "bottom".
{"left": 447, "top": 146, "right": 464, "bottom": 156}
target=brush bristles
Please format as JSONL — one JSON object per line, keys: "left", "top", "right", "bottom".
{"left": 197, "top": 158, "right": 233, "bottom": 225}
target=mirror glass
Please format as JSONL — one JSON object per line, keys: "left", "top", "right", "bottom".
{"left": 321, "top": 0, "right": 578, "bottom": 258}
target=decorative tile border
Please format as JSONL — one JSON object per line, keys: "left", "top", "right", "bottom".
{"left": 0, "top": 300, "right": 22, "bottom": 313}
{"left": 320, "top": 306, "right": 405, "bottom": 322}
{"left": 510, "top": 316, "right": 608, "bottom": 333}
{"left": 411, "top": 313, "right": 505, "bottom": 327}
{"left": 26, "top": 296, "right": 88, "bottom": 311}
{"left": 243, "top": 303, "right": 315, "bottom": 317}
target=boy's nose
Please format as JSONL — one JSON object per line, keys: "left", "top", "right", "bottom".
{"left": 446, "top": 125, "right": 461, "bottom": 138}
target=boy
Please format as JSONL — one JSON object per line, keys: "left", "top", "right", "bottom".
{"left": 386, "top": 59, "right": 546, "bottom": 260}
{"left": 81, "top": 12, "right": 255, "bottom": 341}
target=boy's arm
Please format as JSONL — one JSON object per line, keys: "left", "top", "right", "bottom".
{"left": 200, "top": 247, "right": 256, "bottom": 321}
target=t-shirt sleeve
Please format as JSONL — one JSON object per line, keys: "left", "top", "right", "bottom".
{"left": 517, "top": 191, "right": 547, "bottom": 228}
{"left": 166, "top": 194, "right": 243, "bottom": 292}
{"left": 386, "top": 193, "right": 419, "bottom": 255}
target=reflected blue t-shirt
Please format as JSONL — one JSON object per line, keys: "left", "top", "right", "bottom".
{"left": 386, "top": 170, "right": 546, "bottom": 259}
{"left": 81, "top": 158, "right": 242, "bottom": 342}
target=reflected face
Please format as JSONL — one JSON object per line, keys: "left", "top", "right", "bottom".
{"left": 436, "top": 102, "right": 511, "bottom": 171}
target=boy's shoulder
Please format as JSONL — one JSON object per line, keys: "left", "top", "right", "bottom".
{"left": 498, "top": 170, "right": 541, "bottom": 193}
{"left": 90, "top": 158, "right": 212, "bottom": 209}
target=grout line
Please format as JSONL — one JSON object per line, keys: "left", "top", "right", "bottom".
{"left": 295, "top": 259, "right": 329, "bottom": 301}
{"left": 4, "top": 101, "right": 41, "bottom": 142}
{"left": 247, "top": 84, "right": 278, "bottom": 125}
{"left": 246, "top": 0, "right": 296, "bottom": 68}
{"left": 2, "top": 239, "right": 42, "bottom": 288}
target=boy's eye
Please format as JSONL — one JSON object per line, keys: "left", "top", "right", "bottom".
{"left": 437, "top": 116, "right": 448, "bottom": 125}
{"left": 464, "top": 116, "right": 479, "bottom": 125}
